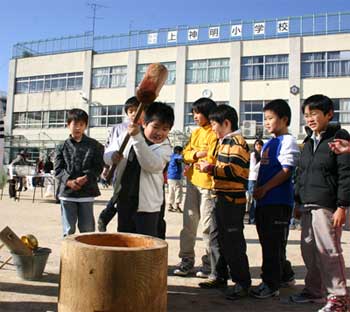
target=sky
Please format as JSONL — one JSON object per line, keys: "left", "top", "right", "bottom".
{"left": 0, "top": 0, "right": 350, "bottom": 92}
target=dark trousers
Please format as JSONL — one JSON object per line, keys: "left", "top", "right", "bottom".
{"left": 157, "top": 197, "right": 166, "bottom": 239}
{"left": 99, "top": 197, "right": 118, "bottom": 225}
{"left": 255, "top": 204, "right": 294, "bottom": 290}
{"left": 211, "top": 196, "right": 251, "bottom": 288}
{"left": 118, "top": 207, "right": 160, "bottom": 238}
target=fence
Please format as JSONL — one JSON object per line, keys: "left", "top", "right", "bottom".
{"left": 13, "top": 12, "right": 350, "bottom": 58}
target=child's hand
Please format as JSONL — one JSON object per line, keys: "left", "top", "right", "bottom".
{"left": 328, "top": 139, "right": 350, "bottom": 154}
{"left": 195, "top": 161, "right": 210, "bottom": 172}
{"left": 76, "top": 175, "right": 88, "bottom": 186}
{"left": 332, "top": 207, "right": 346, "bottom": 228}
{"left": 253, "top": 186, "right": 267, "bottom": 200}
{"left": 66, "top": 179, "right": 82, "bottom": 191}
{"left": 128, "top": 123, "right": 140, "bottom": 136}
{"left": 112, "top": 151, "right": 123, "bottom": 164}
{"left": 195, "top": 151, "right": 207, "bottom": 159}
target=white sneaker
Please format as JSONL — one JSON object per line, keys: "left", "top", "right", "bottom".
{"left": 196, "top": 270, "right": 209, "bottom": 278}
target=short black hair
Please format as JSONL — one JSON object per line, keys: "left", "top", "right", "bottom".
{"left": 302, "top": 94, "right": 334, "bottom": 117}
{"left": 124, "top": 96, "right": 140, "bottom": 114}
{"left": 173, "top": 146, "right": 183, "bottom": 153}
{"left": 144, "top": 102, "right": 174, "bottom": 128}
{"left": 209, "top": 104, "right": 239, "bottom": 131}
{"left": 67, "top": 108, "right": 89, "bottom": 125}
{"left": 263, "top": 99, "right": 291, "bottom": 126}
{"left": 192, "top": 98, "right": 217, "bottom": 120}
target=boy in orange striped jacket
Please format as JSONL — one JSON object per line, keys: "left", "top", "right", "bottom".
{"left": 197, "top": 104, "right": 251, "bottom": 300}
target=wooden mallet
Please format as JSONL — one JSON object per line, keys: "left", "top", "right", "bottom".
{"left": 106, "top": 63, "right": 168, "bottom": 183}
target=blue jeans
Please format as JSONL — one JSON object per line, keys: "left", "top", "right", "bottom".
{"left": 61, "top": 200, "right": 95, "bottom": 236}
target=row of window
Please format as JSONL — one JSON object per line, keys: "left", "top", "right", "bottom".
{"left": 15, "top": 72, "right": 83, "bottom": 94}
{"left": 13, "top": 99, "right": 350, "bottom": 130}
{"left": 14, "top": 51, "right": 350, "bottom": 94}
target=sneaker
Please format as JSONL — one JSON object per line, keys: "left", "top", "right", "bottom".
{"left": 196, "top": 270, "right": 209, "bottom": 278}
{"left": 173, "top": 258, "right": 194, "bottom": 276}
{"left": 199, "top": 278, "right": 227, "bottom": 289}
{"left": 318, "top": 295, "right": 348, "bottom": 312}
{"left": 226, "top": 284, "right": 250, "bottom": 300}
{"left": 289, "top": 290, "right": 325, "bottom": 304}
{"left": 250, "top": 283, "right": 279, "bottom": 299}
{"left": 97, "top": 218, "right": 107, "bottom": 232}
{"left": 280, "top": 276, "right": 296, "bottom": 288}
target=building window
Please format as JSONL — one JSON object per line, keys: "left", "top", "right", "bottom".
{"left": 136, "top": 62, "right": 176, "bottom": 85}
{"left": 241, "top": 54, "right": 288, "bottom": 80}
{"left": 333, "top": 98, "right": 350, "bottom": 123}
{"left": 13, "top": 110, "right": 69, "bottom": 128}
{"left": 240, "top": 101, "right": 264, "bottom": 125}
{"left": 15, "top": 72, "right": 83, "bottom": 94}
{"left": 186, "top": 58, "right": 229, "bottom": 84}
{"left": 301, "top": 51, "right": 350, "bottom": 78}
{"left": 92, "top": 66, "right": 127, "bottom": 89}
{"left": 27, "top": 111, "right": 42, "bottom": 128}
{"left": 13, "top": 112, "right": 27, "bottom": 128}
{"left": 45, "top": 110, "right": 67, "bottom": 128}
{"left": 184, "top": 103, "right": 195, "bottom": 127}
{"left": 90, "top": 105, "right": 124, "bottom": 127}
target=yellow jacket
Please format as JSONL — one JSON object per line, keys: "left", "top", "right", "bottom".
{"left": 183, "top": 125, "right": 218, "bottom": 189}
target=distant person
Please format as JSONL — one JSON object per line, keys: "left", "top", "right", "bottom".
{"left": 167, "top": 146, "right": 183, "bottom": 213}
{"left": 55, "top": 108, "right": 104, "bottom": 236}
{"left": 8, "top": 150, "right": 30, "bottom": 197}
{"left": 251, "top": 99, "right": 300, "bottom": 299}
{"left": 104, "top": 102, "right": 173, "bottom": 237}
{"left": 290, "top": 95, "right": 350, "bottom": 312}
{"left": 247, "top": 139, "right": 264, "bottom": 224}
{"left": 43, "top": 156, "right": 54, "bottom": 173}
{"left": 97, "top": 96, "right": 141, "bottom": 232}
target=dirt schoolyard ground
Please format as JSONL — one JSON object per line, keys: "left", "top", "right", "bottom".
{"left": 0, "top": 187, "right": 350, "bottom": 312}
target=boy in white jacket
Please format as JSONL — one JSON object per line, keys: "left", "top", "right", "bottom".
{"left": 104, "top": 102, "right": 173, "bottom": 237}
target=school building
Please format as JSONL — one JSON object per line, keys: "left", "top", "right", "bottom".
{"left": 4, "top": 12, "right": 350, "bottom": 162}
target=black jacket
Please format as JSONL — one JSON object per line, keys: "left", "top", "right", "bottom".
{"left": 295, "top": 125, "right": 350, "bottom": 210}
{"left": 55, "top": 135, "right": 104, "bottom": 198}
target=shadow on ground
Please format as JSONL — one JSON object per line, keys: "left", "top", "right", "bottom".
{"left": 0, "top": 301, "right": 57, "bottom": 312}
{"left": 167, "top": 284, "right": 323, "bottom": 312}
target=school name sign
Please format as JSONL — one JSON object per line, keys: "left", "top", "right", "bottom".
{"left": 147, "top": 20, "right": 290, "bottom": 45}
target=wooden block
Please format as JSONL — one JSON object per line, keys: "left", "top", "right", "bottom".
{"left": 0, "top": 226, "right": 32, "bottom": 255}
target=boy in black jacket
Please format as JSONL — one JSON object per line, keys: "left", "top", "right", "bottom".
{"left": 55, "top": 109, "right": 104, "bottom": 236}
{"left": 290, "top": 95, "right": 350, "bottom": 312}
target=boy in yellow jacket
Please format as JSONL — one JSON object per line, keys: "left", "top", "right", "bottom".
{"left": 174, "top": 98, "right": 218, "bottom": 277}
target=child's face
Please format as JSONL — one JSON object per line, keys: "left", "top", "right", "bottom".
{"left": 126, "top": 106, "right": 138, "bottom": 123}
{"left": 193, "top": 111, "right": 209, "bottom": 127}
{"left": 143, "top": 120, "right": 171, "bottom": 144}
{"left": 210, "top": 120, "right": 231, "bottom": 139}
{"left": 303, "top": 105, "right": 333, "bottom": 135}
{"left": 68, "top": 120, "right": 87, "bottom": 141}
{"left": 255, "top": 142, "right": 263, "bottom": 152}
{"left": 264, "top": 110, "right": 288, "bottom": 136}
